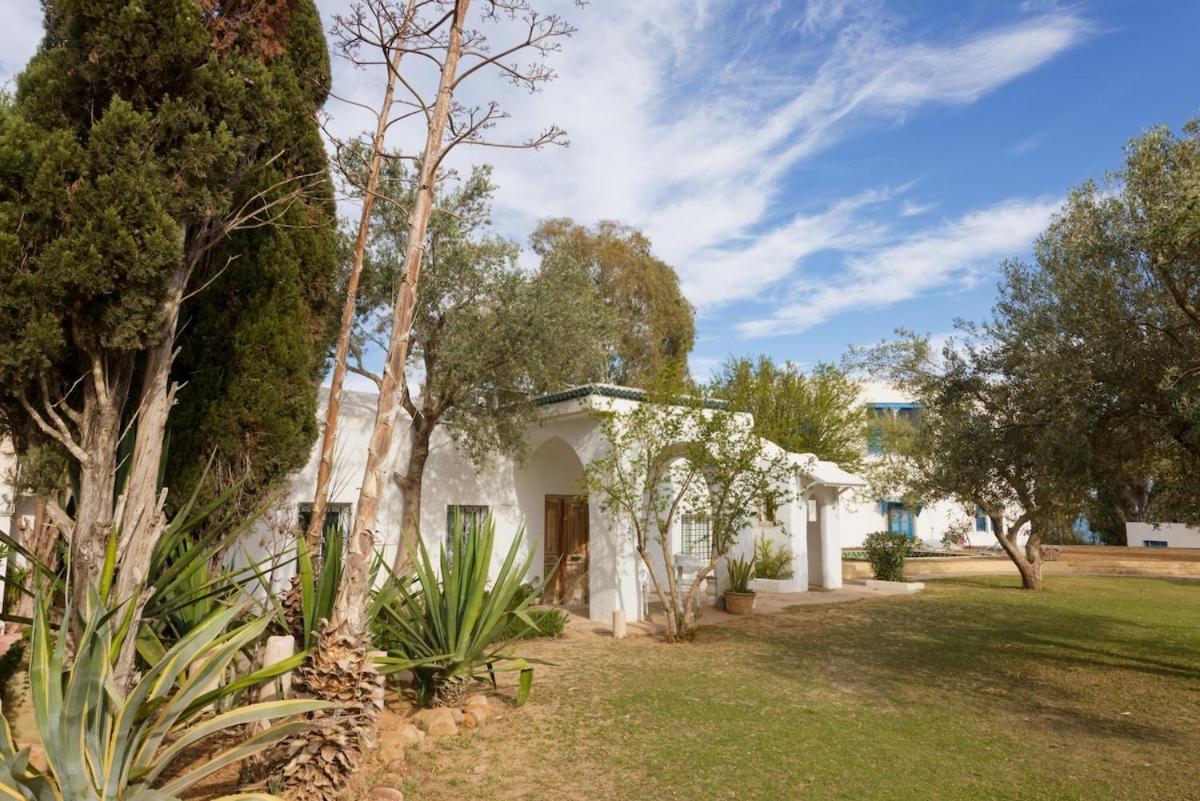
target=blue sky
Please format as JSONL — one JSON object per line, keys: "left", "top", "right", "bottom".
{"left": 4, "top": 0, "right": 1198, "bottom": 386}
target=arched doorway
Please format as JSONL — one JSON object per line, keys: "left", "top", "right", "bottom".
{"left": 515, "top": 437, "right": 589, "bottom": 606}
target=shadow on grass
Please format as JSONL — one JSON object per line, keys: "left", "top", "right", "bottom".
{"left": 701, "top": 576, "right": 1200, "bottom": 746}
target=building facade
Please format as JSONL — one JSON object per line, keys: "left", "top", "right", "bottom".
{"left": 240, "top": 386, "right": 866, "bottom": 625}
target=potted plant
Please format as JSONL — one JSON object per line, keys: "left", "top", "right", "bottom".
{"left": 723, "top": 555, "right": 757, "bottom": 615}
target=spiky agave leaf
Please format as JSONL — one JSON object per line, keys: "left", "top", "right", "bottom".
{"left": 372, "top": 513, "right": 544, "bottom": 706}
{"left": 12, "top": 591, "right": 333, "bottom": 800}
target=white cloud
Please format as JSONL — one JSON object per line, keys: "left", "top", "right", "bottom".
{"left": 4, "top": 1, "right": 1089, "bottom": 339}
{"left": 737, "top": 197, "right": 1062, "bottom": 337}
{"left": 393, "top": 3, "right": 1090, "bottom": 316}
{"left": 1010, "top": 133, "right": 1044, "bottom": 154}
{"left": 900, "top": 199, "right": 938, "bottom": 217}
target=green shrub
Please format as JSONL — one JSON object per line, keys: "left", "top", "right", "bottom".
{"left": 373, "top": 514, "right": 542, "bottom": 707}
{"left": 501, "top": 608, "right": 570, "bottom": 641}
{"left": 863, "top": 532, "right": 913, "bottom": 582}
{"left": 726, "top": 555, "right": 756, "bottom": 593}
{"left": 753, "top": 535, "right": 794, "bottom": 580}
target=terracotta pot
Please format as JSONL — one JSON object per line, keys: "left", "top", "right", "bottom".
{"left": 723, "top": 590, "right": 756, "bottom": 615}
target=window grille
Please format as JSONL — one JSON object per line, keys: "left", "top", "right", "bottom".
{"left": 680, "top": 514, "right": 712, "bottom": 560}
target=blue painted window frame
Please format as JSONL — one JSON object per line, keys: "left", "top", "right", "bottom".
{"left": 882, "top": 501, "right": 915, "bottom": 539}
{"left": 866, "top": 402, "right": 922, "bottom": 455}
{"left": 974, "top": 506, "right": 988, "bottom": 532}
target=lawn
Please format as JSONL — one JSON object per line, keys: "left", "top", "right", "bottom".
{"left": 396, "top": 576, "right": 1200, "bottom": 801}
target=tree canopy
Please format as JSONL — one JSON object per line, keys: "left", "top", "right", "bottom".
{"left": 858, "top": 116, "right": 1200, "bottom": 574}
{"left": 949, "top": 117, "right": 1200, "bottom": 540}
{"left": 709, "top": 356, "right": 867, "bottom": 472}
{"left": 0, "top": 0, "right": 337, "bottom": 606}
{"left": 164, "top": 0, "right": 340, "bottom": 513}
{"left": 530, "top": 218, "right": 695, "bottom": 387}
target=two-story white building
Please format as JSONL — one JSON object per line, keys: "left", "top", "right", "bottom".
{"left": 837, "top": 381, "right": 1001, "bottom": 549}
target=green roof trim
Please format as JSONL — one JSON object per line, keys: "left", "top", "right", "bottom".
{"left": 533, "top": 384, "right": 729, "bottom": 411}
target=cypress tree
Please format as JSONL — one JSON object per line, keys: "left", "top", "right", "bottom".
{"left": 166, "top": 1, "right": 340, "bottom": 512}
{"left": 0, "top": 0, "right": 335, "bottom": 640}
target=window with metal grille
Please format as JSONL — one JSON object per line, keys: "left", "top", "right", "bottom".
{"left": 680, "top": 513, "right": 712, "bottom": 560}
{"left": 297, "top": 502, "right": 351, "bottom": 563}
{"left": 446, "top": 504, "right": 489, "bottom": 552}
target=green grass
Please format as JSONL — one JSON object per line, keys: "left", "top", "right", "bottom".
{"left": 401, "top": 577, "right": 1200, "bottom": 801}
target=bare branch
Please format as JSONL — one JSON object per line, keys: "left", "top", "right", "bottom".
{"left": 18, "top": 388, "right": 88, "bottom": 463}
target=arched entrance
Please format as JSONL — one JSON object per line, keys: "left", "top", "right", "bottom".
{"left": 515, "top": 437, "right": 589, "bottom": 606}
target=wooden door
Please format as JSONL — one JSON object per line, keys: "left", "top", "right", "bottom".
{"left": 544, "top": 495, "right": 589, "bottom": 604}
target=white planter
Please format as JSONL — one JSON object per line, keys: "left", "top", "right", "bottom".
{"left": 861, "top": 578, "right": 925, "bottom": 593}
{"left": 749, "top": 577, "right": 804, "bottom": 593}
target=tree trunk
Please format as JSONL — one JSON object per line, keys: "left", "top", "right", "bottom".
{"left": 681, "top": 555, "right": 720, "bottom": 630}
{"left": 114, "top": 261, "right": 188, "bottom": 595}
{"left": 304, "top": 26, "right": 409, "bottom": 554}
{"left": 333, "top": 0, "right": 471, "bottom": 637}
{"left": 110, "top": 258, "right": 190, "bottom": 684}
{"left": 69, "top": 362, "right": 132, "bottom": 604}
{"left": 991, "top": 515, "right": 1043, "bottom": 590}
{"left": 636, "top": 544, "right": 676, "bottom": 641}
{"left": 657, "top": 530, "right": 684, "bottom": 640}
{"left": 392, "top": 416, "right": 433, "bottom": 575}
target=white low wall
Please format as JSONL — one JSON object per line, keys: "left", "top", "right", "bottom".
{"left": 1126, "top": 522, "right": 1200, "bottom": 549}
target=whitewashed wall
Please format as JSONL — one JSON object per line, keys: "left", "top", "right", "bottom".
{"left": 1126, "top": 522, "right": 1200, "bottom": 549}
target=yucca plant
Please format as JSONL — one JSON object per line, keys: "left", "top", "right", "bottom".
{"left": 0, "top": 592, "right": 332, "bottom": 801}
{"left": 293, "top": 524, "right": 345, "bottom": 649}
{"left": 374, "top": 514, "right": 544, "bottom": 707}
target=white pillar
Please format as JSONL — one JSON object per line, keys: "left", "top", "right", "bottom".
{"left": 589, "top": 506, "right": 641, "bottom": 623}
{"left": 779, "top": 492, "right": 808, "bottom": 591}
{"left": 818, "top": 491, "right": 843, "bottom": 590}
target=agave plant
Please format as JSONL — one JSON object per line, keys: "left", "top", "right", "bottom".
{"left": 725, "top": 554, "right": 756, "bottom": 593}
{"left": 374, "top": 514, "right": 545, "bottom": 707}
{"left": 0, "top": 592, "right": 331, "bottom": 801}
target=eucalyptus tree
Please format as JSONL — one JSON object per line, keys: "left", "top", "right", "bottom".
{"left": 709, "top": 356, "right": 867, "bottom": 472}
{"left": 531, "top": 218, "right": 696, "bottom": 387}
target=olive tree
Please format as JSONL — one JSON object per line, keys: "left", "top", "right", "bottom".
{"left": 858, "top": 329, "right": 1096, "bottom": 589}
{"left": 582, "top": 377, "right": 791, "bottom": 640}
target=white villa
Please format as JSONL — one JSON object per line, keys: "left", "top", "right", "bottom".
{"left": 841, "top": 381, "right": 1002, "bottom": 549}
{"left": 248, "top": 385, "right": 867, "bottom": 625}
